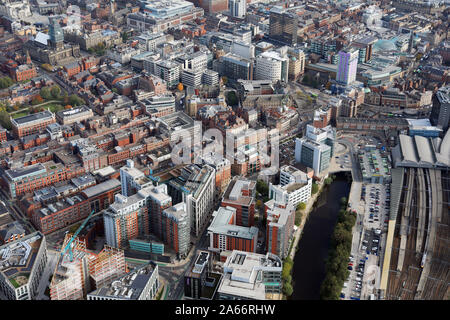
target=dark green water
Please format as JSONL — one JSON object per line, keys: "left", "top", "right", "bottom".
{"left": 291, "top": 173, "right": 351, "bottom": 300}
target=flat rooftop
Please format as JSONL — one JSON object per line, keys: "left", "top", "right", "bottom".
{"left": 0, "top": 232, "right": 44, "bottom": 290}
{"left": 12, "top": 110, "right": 53, "bottom": 126}
{"left": 88, "top": 262, "right": 157, "bottom": 300}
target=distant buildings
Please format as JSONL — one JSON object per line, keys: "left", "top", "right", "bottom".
{"left": 228, "top": 0, "right": 246, "bottom": 18}
{"left": 0, "top": 232, "right": 47, "bottom": 300}
{"left": 217, "top": 250, "right": 282, "bottom": 300}
{"left": 127, "top": 0, "right": 204, "bottom": 33}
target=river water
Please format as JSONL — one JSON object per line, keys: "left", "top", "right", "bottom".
{"left": 291, "top": 173, "right": 351, "bottom": 300}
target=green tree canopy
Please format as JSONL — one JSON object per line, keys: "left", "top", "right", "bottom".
{"left": 50, "top": 86, "right": 61, "bottom": 99}
{"left": 0, "top": 76, "right": 14, "bottom": 89}
{"left": 297, "top": 202, "right": 306, "bottom": 211}
{"left": 0, "top": 110, "right": 12, "bottom": 130}
{"left": 256, "top": 180, "right": 269, "bottom": 197}
{"left": 69, "top": 94, "right": 84, "bottom": 106}
{"left": 283, "top": 282, "right": 293, "bottom": 296}
{"left": 40, "top": 87, "right": 52, "bottom": 100}
{"left": 311, "top": 183, "right": 319, "bottom": 194}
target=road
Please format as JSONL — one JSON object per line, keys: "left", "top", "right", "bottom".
{"left": 0, "top": 188, "right": 35, "bottom": 234}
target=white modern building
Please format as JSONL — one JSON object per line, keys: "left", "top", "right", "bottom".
{"left": 269, "top": 178, "right": 312, "bottom": 207}
{"left": 217, "top": 250, "right": 282, "bottom": 300}
{"left": 255, "top": 50, "right": 289, "bottom": 83}
{"left": 154, "top": 60, "right": 181, "bottom": 88}
{"left": 119, "top": 160, "right": 153, "bottom": 197}
{"left": 229, "top": 0, "right": 246, "bottom": 18}
{"left": 295, "top": 137, "right": 331, "bottom": 176}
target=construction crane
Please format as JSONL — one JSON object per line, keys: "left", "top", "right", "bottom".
{"left": 61, "top": 210, "right": 95, "bottom": 262}
{"left": 148, "top": 168, "right": 160, "bottom": 185}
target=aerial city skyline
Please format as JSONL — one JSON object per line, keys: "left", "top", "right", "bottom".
{"left": 0, "top": 0, "right": 448, "bottom": 304}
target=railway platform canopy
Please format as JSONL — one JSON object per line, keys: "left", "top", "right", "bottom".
{"left": 391, "top": 130, "right": 450, "bottom": 169}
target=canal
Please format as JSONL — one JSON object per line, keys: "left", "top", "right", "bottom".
{"left": 291, "top": 173, "right": 351, "bottom": 300}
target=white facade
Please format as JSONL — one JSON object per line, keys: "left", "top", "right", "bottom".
{"left": 295, "top": 137, "right": 331, "bottom": 176}
{"left": 181, "top": 69, "right": 203, "bottom": 87}
{"left": 154, "top": 61, "right": 181, "bottom": 87}
{"left": 229, "top": 0, "right": 246, "bottom": 18}
{"left": 269, "top": 178, "right": 312, "bottom": 207}
{"left": 120, "top": 160, "right": 152, "bottom": 197}
{"left": 255, "top": 51, "right": 289, "bottom": 83}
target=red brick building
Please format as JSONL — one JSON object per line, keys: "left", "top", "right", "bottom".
{"left": 207, "top": 206, "right": 258, "bottom": 253}
{"left": 30, "top": 179, "right": 121, "bottom": 234}
{"left": 11, "top": 110, "right": 56, "bottom": 138}
{"left": 221, "top": 178, "right": 256, "bottom": 227}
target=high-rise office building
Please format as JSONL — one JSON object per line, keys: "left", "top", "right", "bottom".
{"left": 119, "top": 160, "right": 153, "bottom": 197}
{"left": 336, "top": 48, "right": 359, "bottom": 86}
{"left": 161, "top": 202, "right": 191, "bottom": 259}
{"left": 430, "top": 86, "right": 450, "bottom": 132}
{"left": 228, "top": 0, "right": 246, "bottom": 18}
{"left": 269, "top": 6, "right": 298, "bottom": 46}
{"left": 295, "top": 137, "right": 331, "bottom": 176}
{"left": 264, "top": 201, "right": 295, "bottom": 259}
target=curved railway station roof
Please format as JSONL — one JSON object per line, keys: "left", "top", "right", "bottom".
{"left": 392, "top": 132, "right": 450, "bottom": 169}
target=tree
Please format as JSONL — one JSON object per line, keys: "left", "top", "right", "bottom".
{"left": 221, "top": 76, "right": 228, "bottom": 85}
{"left": 340, "top": 197, "right": 347, "bottom": 205}
{"left": 12, "top": 105, "right": 19, "bottom": 111}
{"left": 324, "top": 177, "right": 332, "bottom": 185}
{"left": 40, "top": 87, "right": 52, "bottom": 100}
{"left": 69, "top": 94, "right": 84, "bottom": 106}
{"left": 0, "top": 76, "right": 14, "bottom": 89}
{"left": 311, "top": 183, "right": 319, "bottom": 194}
{"left": 64, "top": 105, "right": 72, "bottom": 109}
{"left": 121, "top": 32, "right": 129, "bottom": 42}
{"left": 50, "top": 86, "right": 61, "bottom": 99}
{"left": 32, "top": 95, "right": 44, "bottom": 105}
{"left": 256, "top": 180, "right": 269, "bottom": 197}
{"left": 297, "top": 202, "right": 306, "bottom": 211}
{"left": 295, "top": 211, "right": 302, "bottom": 226}
{"left": 111, "top": 88, "right": 118, "bottom": 94}
{"left": 226, "top": 91, "right": 238, "bottom": 106}
{"left": 283, "top": 282, "right": 293, "bottom": 296}
{"left": 0, "top": 110, "right": 12, "bottom": 130}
